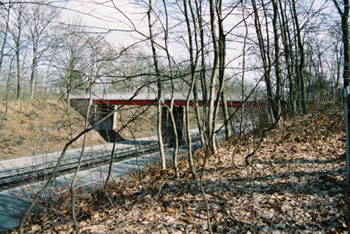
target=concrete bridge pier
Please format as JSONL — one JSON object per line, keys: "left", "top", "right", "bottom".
{"left": 94, "top": 104, "right": 118, "bottom": 131}
{"left": 93, "top": 105, "right": 123, "bottom": 142}
{"left": 70, "top": 98, "right": 186, "bottom": 144}
{"left": 162, "top": 106, "right": 185, "bottom": 145}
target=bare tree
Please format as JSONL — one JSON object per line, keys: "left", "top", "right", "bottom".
{"left": 8, "top": 2, "right": 27, "bottom": 101}
{"left": 272, "top": 0, "right": 282, "bottom": 118}
{"left": 291, "top": 0, "right": 308, "bottom": 114}
{"left": 251, "top": 0, "right": 275, "bottom": 120}
{"left": 25, "top": 1, "right": 58, "bottom": 100}
{"left": 0, "top": 1, "right": 12, "bottom": 73}
{"left": 55, "top": 21, "right": 88, "bottom": 112}
{"left": 147, "top": 0, "right": 166, "bottom": 170}
{"left": 182, "top": 0, "right": 199, "bottom": 180}
{"left": 278, "top": 0, "right": 296, "bottom": 112}
{"left": 333, "top": 0, "right": 350, "bottom": 88}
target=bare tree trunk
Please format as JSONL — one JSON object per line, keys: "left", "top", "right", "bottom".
{"left": 291, "top": 0, "right": 308, "bottom": 114}
{"left": 70, "top": 90, "right": 93, "bottom": 234}
{"left": 240, "top": 0, "right": 248, "bottom": 133}
{"left": 10, "top": 4, "right": 25, "bottom": 101}
{"left": 208, "top": 0, "right": 219, "bottom": 153}
{"left": 333, "top": 0, "right": 350, "bottom": 88}
{"left": 216, "top": 0, "right": 232, "bottom": 139}
{"left": 183, "top": 0, "right": 198, "bottom": 180}
{"left": 162, "top": 0, "right": 179, "bottom": 178}
{"left": 15, "top": 40, "right": 21, "bottom": 101}
{"left": 195, "top": 0, "right": 208, "bottom": 146}
{"left": 332, "top": 2, "right": 350, "bottom": 230}
{"left": 29, "top": 46, "right": 38, "bottom": 100}
{"left": 279, "top": 0, "right": 296, "bottom": 113}
{"left": 0, "top": 2, "right": 10, "bottom": 72}
{"left": 252, "top": 0, "right": 274, "bottom": 121}
{"left": 5, "top": 57, "right": 15, "bottom": 114}
{"left": 272, "top": 0, "right": 282, "bottom": 118}
{"left": 147, "top": 0, "right": 166, "bottom": 170}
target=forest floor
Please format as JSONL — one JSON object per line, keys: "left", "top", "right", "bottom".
{"left": 2, "top": 102, "right": 350, "bottom": 233}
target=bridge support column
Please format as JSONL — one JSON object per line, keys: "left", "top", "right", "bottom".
{"left": 162, "top": 106, "right": 185, "bottom": 145}
{"left": 94, "top": 105, "right": 117, "bottom": 131}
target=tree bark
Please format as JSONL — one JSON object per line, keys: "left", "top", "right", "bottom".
{"left": 272, "top": 0, "right": 282, "bottom": 118}
{"left": 147, "top": 0, "right": 166, "bottom": 170}
{"left": 252, "top": 0, "right": 274, "bottom": 121}
{"left": 195, "top": 0, "right": 208, "bottom": 146}
{"left": 292, "top": 0, "right": 308, "bottom": 114}
{"left": 333, "top": 0, "right": 350, "bottom": 87}
{"left": 162, "top": 0, "right": 179, "bottom": 178}
{"left": 216, "top": 0, "right": 232, "bottom": 139}
{"left": 279, "top": 0, "right": 296, "bottom": 113}
{"left": 183, "top": 0, "right": 198, "bottom": 180}
{"left": 208, "top": 0, "right": 219, "bottom": 152}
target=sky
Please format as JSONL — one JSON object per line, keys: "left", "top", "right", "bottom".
{"left": 60, "top": 0, "right": 152, "bottom": 48}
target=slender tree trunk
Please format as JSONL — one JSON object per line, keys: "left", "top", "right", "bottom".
{"left": 279, "top": 0, "right": 296, "bottom": 113}
{"left": 292, "top": 0, "right": 308, "bottom": 114}
{"left": 333, "top": 0, "right": 350, "bottom": 87}
{"left": 162, "top": 0, "right": 179, "bottom": 178}
{"left": 0, "top": 3, "right": 10, "bottom": 72}
{"left": 332, "top": 4, "right": 350, "bottom": 228}
{"left": 66, "top": 58, "right": 74, "bottom": 113}
{"left": 208, "top": 0, "right": 219, "bottom": 152}
{"left": 5, "top": 57, "right": 15, "bottom": 114}
{"left": 195, "top": 0, "right": 208, "bottom": 146}
{"left": 147, "top": 0, "right": 166, "bottom": 170}
{"left": 183, "top": 0, "right": 198, "bottom": 180}
{"left": 12, "top": 6, "right": 24, "bottom": 101}
{"left": 272, "top": 0, "right": 282, "bottom": 118}
{"left": 188, "top": 0, "right": 205, "bottom": 147}
{"left": 240, "top": 0, "right": 248, "bottom": 132}
{"left": 15, "top": 42, "right": 21, "bottom": 100}
{"left": 30, "top": 45, "right": 38, "bottom": 100}
{"left": 216, "top": 0, "right": 232, "bottom": 139}
{"left": 252, "top": 0, "right": 274, "bottom": 121}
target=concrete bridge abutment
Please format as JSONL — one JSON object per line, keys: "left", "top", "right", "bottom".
{"left": 70, "top": 98, "right": 185, "bottom": 144}
{"left": 162, "top": 106, "right": 185, "bottom": 145}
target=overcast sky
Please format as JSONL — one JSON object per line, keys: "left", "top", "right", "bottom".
{"left": 61, "top": 0, "right": 153, "bottom": 48}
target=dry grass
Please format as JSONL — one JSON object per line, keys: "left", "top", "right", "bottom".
{"left": 0, "top": 100, "right": 108, "bottom": 160}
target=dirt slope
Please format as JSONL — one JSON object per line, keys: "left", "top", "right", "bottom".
{"left": 0, "top": 100, "right": 161, "bottom": 160}
{"left": 0, "top": 100, "right": 107, "bottom": 160}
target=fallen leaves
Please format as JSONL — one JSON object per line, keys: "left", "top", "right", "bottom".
{"left": 7, "top": 103, "right": 349, "bottom": 234}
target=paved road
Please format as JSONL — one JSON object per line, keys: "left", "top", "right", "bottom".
{"left": 0, "top": 136, "right": 159, "bottom": 186}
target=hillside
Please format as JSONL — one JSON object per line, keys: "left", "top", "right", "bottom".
{"left": 0, "top": 100, "right": 158, "bottom": 160}
{"left": 6, "top": 102, "right": 349, "bottom": 233}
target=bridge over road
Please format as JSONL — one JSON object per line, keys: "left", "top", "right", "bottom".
{"left": 69, "top": 93, "right": 267, "bottom": 143}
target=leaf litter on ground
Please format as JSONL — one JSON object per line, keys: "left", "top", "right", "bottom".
{"left": 3, "top": 102, "right": 349, "bottom": 234}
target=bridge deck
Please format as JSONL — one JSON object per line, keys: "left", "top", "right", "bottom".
{"left": 70, "top": 93, "right": 267, "bottom": 108}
